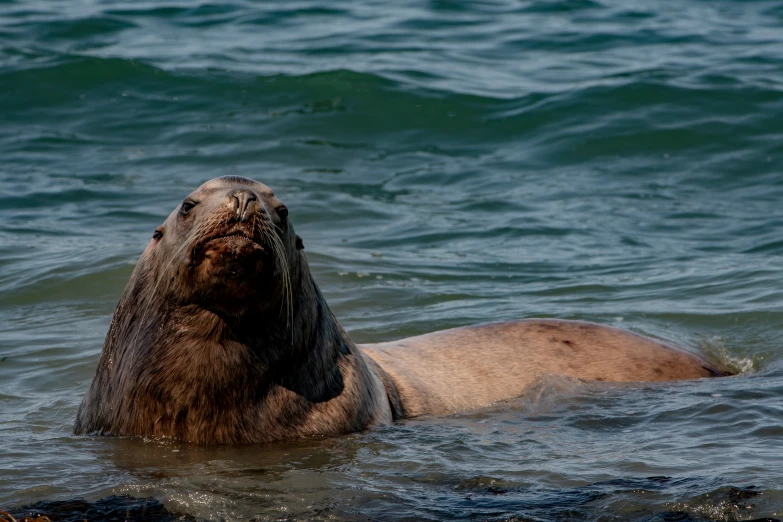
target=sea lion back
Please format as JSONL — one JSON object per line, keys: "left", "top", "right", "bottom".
{"left": 360, "top": 319, "right": 722, "bottom": 418}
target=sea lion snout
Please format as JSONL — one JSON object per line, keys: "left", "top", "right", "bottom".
{"left": 192, "top": 238, "right": 270, "bottom": 312}
{"left": 228, "top": 188, "right": 258, "bottom": 222}
{"left": 196, "top": 234, "right": 268, "bottom": 282}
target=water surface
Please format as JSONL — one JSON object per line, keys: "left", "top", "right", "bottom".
{"left": 1, "top": 0, "right": 782, "bottom": 520}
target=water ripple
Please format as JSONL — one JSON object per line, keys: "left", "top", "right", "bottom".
{"left": 2, "top": 0, "right": 783, "bottom": 519}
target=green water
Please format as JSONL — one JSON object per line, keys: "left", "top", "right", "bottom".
{"left": 1, "top": 0, "right": 782, "bottom": 520}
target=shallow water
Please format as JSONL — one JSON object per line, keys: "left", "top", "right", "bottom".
{"left": 1, "top": 0, "right": 783, "bottom": 520}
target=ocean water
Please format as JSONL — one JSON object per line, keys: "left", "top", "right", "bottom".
{"left": 1, "top": 0, "right": 783, "bottom": 520}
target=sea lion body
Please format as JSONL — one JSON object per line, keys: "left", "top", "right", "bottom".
{"left": 360, "top": 319, "right": 718, "bottom": 418}
{"left": 75, "top": 176, "right": 723, "bottom": 444}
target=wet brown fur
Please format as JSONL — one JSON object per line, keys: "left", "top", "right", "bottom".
{"left": 75, "top": 176, "right": 390, "bottom": 444}
{"left": 75, "top": 176, "right": 723, "bottom": 444}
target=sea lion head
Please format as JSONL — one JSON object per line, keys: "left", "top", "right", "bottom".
{"left": 142, "top": 175, "right": 301, "bottom": 318}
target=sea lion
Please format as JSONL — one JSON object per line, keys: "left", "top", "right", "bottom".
{"left": 75, "top": 176, "right": 723, "bottom": 444}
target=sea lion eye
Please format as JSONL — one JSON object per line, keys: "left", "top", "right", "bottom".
{"left": 152, "top": 228, "right": 163, "bottom": 240}
{"left": 276, "top": 205, "right": 288, "bottom": 221}
{"left": 180, "top": 200, "right": 197, "bottom": 216}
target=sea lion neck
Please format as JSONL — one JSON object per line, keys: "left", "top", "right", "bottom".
{"left": 171, "top": 269, "right": 353, "bottom": 406}
{"left": 257, "top": 272, "right": 353, "bottom": 404}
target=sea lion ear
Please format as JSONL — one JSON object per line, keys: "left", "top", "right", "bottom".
{"left": 295, "top": 235, "right": 304, "bottom": 250}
